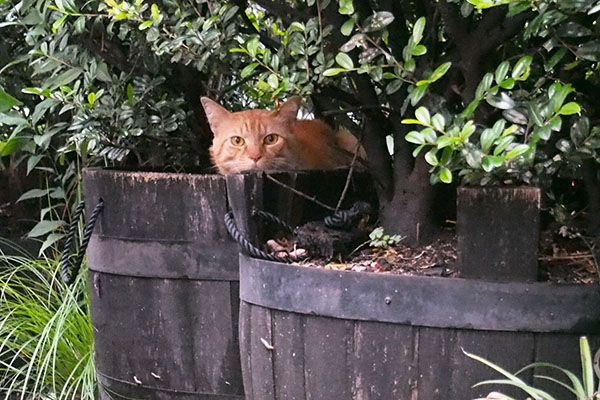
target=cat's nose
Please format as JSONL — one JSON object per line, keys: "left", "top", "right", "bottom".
{"left": 249, "top": 155, "right": 262, "bottom": 163}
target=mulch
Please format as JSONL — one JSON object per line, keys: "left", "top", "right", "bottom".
{"left": 266, "top": 229, "right": 599, "bottom": 285}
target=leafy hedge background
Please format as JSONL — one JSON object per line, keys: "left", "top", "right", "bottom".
{"left": 1, "top": 0, "right": 600, "bottom": 248}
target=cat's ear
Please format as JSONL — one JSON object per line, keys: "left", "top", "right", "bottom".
{"left": 276, "top": 97, "right": 301, "bottom": 121}
{"left": 201, "top": 97, "right": 230, "bottom": 132}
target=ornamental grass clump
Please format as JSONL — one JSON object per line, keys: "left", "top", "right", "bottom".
{"left": 466, "top": 336, "right": 600, "bottom": 400}
{"left": 0, "top": 242, "right": 96, "bottom": 400}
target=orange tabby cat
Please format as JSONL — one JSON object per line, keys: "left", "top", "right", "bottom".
{"left": 201, "top": 97, "right": 365, "bottom": 174}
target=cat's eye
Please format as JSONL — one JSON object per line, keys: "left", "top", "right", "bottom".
{"left": 264, "top": 134, "right": 279, "bottom": 145}
{"left": 230, "top": 136, "right": 245, "bottom": 146}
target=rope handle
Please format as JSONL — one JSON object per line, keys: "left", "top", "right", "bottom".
{"left": 324, "top": 201, "right": 372, "bottom": 230}
{"left": 60, "top": 199, "right": 104, "bottom": 284}
{"left": 224, "top": 210, "right": 293, "bottom": 263}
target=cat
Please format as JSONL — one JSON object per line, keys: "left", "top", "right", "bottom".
{"left": 201, "top": 97, "right": 365, "bottom": 174}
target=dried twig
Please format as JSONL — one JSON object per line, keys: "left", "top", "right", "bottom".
{"left": 265, "top": 173, "right": 336, "bottom": 211}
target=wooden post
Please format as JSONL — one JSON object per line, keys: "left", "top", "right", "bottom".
{"left": 457, "top": 186, "right": 541, "bottom": 282}
{"left": 226, "top": 173, "right": 265, "bottom": 246}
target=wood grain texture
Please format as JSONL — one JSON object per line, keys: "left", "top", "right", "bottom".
{"left": 84, "top": 169, "right": 244, "bottom": 399}
{"left": 91, "top": 272, "right": 244, "bottom": 398}
{"left": 457, "top": 186, "right": 540, "bottom": 282}
{"left": 271, "top": 310, "right": 307, "bottom": 400}
{"left": 239, "top": 257, "right": 600, "bottom": 400}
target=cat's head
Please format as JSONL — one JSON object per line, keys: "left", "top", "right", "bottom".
{"left": 201, "top": 97, "right": 302, "bottom": 174}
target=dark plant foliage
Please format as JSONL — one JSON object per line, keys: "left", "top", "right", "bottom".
{"left": 1, "top": 0, "right": 599, "bottom": 245}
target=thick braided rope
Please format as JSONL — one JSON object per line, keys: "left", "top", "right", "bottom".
{"left": 224, "top": 212, "right": 290, "bottom": 263}
{"left": 324, "top": 201, "right": 372, "bottom": 230}
{"left": 60, "top": 199, "right": 104, "bottom": 284}
{"left": 253, "top": 210, "right": 294, "bottom": 232}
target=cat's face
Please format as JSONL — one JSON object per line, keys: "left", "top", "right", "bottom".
{"left": 201, "top": 97, "right": 302, "bottom": 174}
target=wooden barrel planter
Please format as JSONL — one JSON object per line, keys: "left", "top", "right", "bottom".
{"left": 83, "top": 168, "right": 244, "bottom": 399}
{"left": 82, "top": 168, "right": 374, "bottom": 399}
{"left": 238, "top": 254, "right": 600, "bottom": 400}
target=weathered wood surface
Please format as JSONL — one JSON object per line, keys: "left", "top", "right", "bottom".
{"left": 240, "top": 255, "right": 600, "bottom": 333}
{"left": 239, "top": 255, "right": 600, "bottom": 400}
{"left": 457, "top": 186, "right": 541, "bottom": 282}
{"left": 83, "top": 168, "right": 244, "bottom": 400}
{"left": 84, "top": 168, "right": 238, "bottom": 280}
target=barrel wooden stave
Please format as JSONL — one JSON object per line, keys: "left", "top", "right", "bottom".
{"left": 239, "top": 255, "right": 600, "bottom": 400}
{"left": 83, "top": 168, "right": 244, "bottom": 399}
{"left": 241, "top": 302, "right": 600, "bottom": 400}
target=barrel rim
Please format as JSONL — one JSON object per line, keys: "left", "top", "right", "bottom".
{"left": 239, "top": 254, "right": 600, "bottom": 333}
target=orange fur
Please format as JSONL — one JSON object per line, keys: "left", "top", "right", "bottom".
{"left": 201, "top": 97, "right": 365, "bottom": 174}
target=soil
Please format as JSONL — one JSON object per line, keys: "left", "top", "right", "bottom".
{"left": 266, "top": 228, "right": 599, "bottom": 285}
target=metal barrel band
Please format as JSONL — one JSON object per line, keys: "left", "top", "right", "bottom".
{"left": 224, "top": 211, "right": 291, "bottom": 263}
{"left": 60, "top": 199, "right": 104, "bottom": 284}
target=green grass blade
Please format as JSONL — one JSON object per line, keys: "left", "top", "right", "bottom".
{"left": 473, "top": 379, "right": 556, "bottom": 400}
{"left": 580, "top": 336, "right": 594, "bottom": 398}
{"left": 463, "top": 349, "right": 557, "bottom": 400}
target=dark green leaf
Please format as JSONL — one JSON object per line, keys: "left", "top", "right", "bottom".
{"left": 323, "top": 68, "right": 346, "bottom": 76}
{"left": 410, "top": 84, "right": 427, "bottom": 106}
{"left": 528, "top": 102, "right": 544, "bottom": 127}
{"left": 340, "top": 33, "right": 366, "bottom": 52}
{"left": 46, "top": 68, "right": 83, "bottom": 90}
{"left": 386, "top": 79, "right": 403, "bottom": 94}
{"left": 429, "top": 62, "right": 451, "bottom": 82}
{"left": 431, "top": 114, "right": 445, "bottom": 131}
{"left": 505, "top": 144, "right": 530, "bottom": 159}
{"left": 127, "top": 83, "right": 134, "bottom": 105}
{"left": 436, "top": 135, "right": 455, "bottom": 148}
{"left": 570, "top": 117, "right": 589, "bottom": 145}
{"left": 0, "top": 88, "right": 22, "bottom": 112}
{"left": 481, "top": 128, "right": 499, "bottom": 152}
{"left": 27, "top": 220, "right": 64, "bottom": 238}
{"left": 335, "top": 52, "right": 354, "bottom": 69}
{"left": 241, "top": 62, "right": 259, "bottom": 78}
{"left": 482, "top": 155, "right": 504, "bottom": 172}
{"left": 503, "top": 108, "right": 528, "bottom": 125}
{"left": 463, "top": 144, "right": 482, "bottom": 167}
{"left": 17, "top": 188, "right": 49, "bottom": 202}
{"left": 411, "top": 45, "right": 427, "bottom": 56}
{"left": 341, "top": 19, "right": 355, "bottom": 36}
{"left": 440, "top": 167, "right": 452, "bottom": 183}
{"left": 475, "top": 73, "right": 494, "bottom": 99}
{"left": 405, "top": 131, "right": 425, "bottom": 144}
{"left": 499, "top": 78, "right": 515, "bottom": 89}
{"left": 559, "top": 102, "right": 581, "bottom": 115}
{"left": 139, "top": 20, "right": 153, "bottom": 30}
{"left": 412, "top": 17, "right": 425, "bottom": 44}
{"left": 556, "top": 139, "right": 572, "bottom": 152}
{"left": 338, "top": 0, "right": 354, "bottom": 15}
{"left": 362, "top": 11, "right": 394, "bottom": 33}
{"left": 545, "top": 48, "right": 568, "bottom": 71}
{"left": 486, "top": 93, "right": 516, "bottom": 110}
{"left": 557, "top": 22, "right": 592, "bottom": 37}
{"left": 493, "top": 135, "right": 515, "bottom": 155}
{"left": 415, "top": 107, "right": 431, "bottom": 125}
{"left": 495, "top": 61, "right": 510, "bottom": 84}
{"left": 151, "top": 3, "right": 160, "bottom": 20}
{"left": 52, "top": 15, "right": 67, "bottom": 33}
{"left": 27, "top": 155, "right": 43, "bottom": 175}
{"left": 512, "top": 55, "right": 532, "bottom": 79}
{"left": 424, "top": 149, "right": 439, "bottom": 166}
